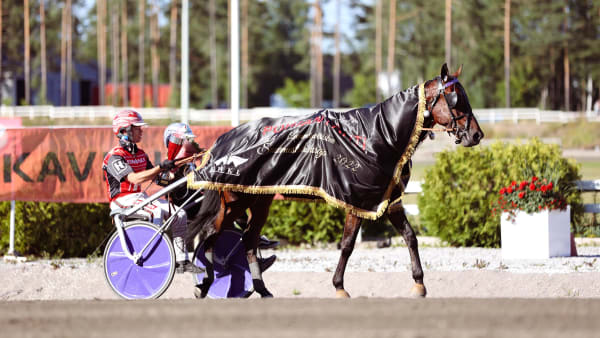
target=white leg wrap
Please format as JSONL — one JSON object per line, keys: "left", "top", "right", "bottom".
{"left": 204, "top": 251, "right": 213, "bottom": 264}
{"left": 249, "top": 261, "right": 262, "bottom": 281}
{"left": 173, "top": 237, "right": 188, "bottom": 262}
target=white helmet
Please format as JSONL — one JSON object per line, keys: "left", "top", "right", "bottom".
{"left": 163, "top": 122, "right": 196, "bottom": 148}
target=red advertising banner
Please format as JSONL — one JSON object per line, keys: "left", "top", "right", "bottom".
{"left": 0, "top": 126, "right": 232, "bottom": 203}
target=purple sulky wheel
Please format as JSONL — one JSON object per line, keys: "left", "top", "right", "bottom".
{"left": 103, "top": 221, "right": 175, "bottom": 300}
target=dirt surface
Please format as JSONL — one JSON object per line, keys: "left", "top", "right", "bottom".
{"left": 3, "top": 251, "right": 600, "bottom": 337}
{"left": 2, "top": 298, "right": 600, "bottom": 338}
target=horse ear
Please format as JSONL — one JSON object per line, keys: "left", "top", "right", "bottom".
{"left": 441, "top": 63, "right": 449, "bottom": 82}
{"left": 452, "top": 64, "right": 463, "bottom": 78}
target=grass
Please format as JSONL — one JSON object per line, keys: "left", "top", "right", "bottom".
{"left": 483, "top": 119, "right": 600, "bottom": 149}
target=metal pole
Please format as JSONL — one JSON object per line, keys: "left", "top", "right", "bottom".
{"left": 8, "top": 200, "right": 15, "bottom": 255}
{"left": 230, "top": 0, "right": 240, "bottom": 127}
{"left": 181, "top": 0, "right": 189, "bottom": 123}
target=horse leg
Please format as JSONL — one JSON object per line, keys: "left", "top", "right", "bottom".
{"left": 194, "top": 235, "right": 216, "bottom": 299}
{"left": 243, "top": 196, "right": 274, "bottom": 298}
{"left": 194, "top": 190, "right": 234, "bottom": 298}
{"left": 332, "top": 213, "right": 362, "bottom": 298}
{"left": 387, "top": 209, "right": 427, "bottom": 297}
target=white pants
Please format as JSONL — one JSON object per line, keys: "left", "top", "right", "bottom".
{"left": 110, "top": 192, "right": 188, "bottom": 261}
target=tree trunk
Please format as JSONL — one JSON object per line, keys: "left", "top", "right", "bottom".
{"left": 0, "top": 0, "right": 3, "bottom": 103}
{"left": 111, "top": 1, "right": 120, "bottom": 106}
{"left": 40, "top": 0, "right": 47, "bottom": 104}
{"left": 311, "top": 2, "right": 323, "bottom": 108}
{"left": 564, "top": 47, "right": 570, "bottom": 111}
{"left": 169, "top": 0, "right": 177, "bottom": 108}
{"left": 97, "top": 0, "right": 106, "bottom": 105}
{"left": 316, "top": 4, "right": 323, "bottom": 107}
{"left": 375, "top": 0, "right": 381, "bottom": 101}
{"left": 241, "top": 0, "right": 248, "bottom": 108}
{"left": 150, "top": 1, "right": 159, "bottom": 108}
{"left": 333, "top": 0, "right": 340, "bottom": 107}
{"left": 563, "top": 6, "right": 569, "bottom": 111}
{"left": 24, "top": 0, "right": 30, "bottom": 104}
{"left": 387, "top": 0, "right": 396, "bottom": 95}
{"left": 504, "top": 0, "right": 510, "bottom": 108}
{"left": 121, "top": 0, "right": 129, "bottom": 106}
{"left": 445, "top": 0, "right": 452, "bottom": 69}
{"left": 209, "top": 0, "right": 218, "bottom": 108}
{"left": 61, "top": 5, "right": 67, "bottom": 105}
{"left": 139, "top": 0, "right": 146, "bottom": 107}
{"left": 66, "top": 0, "right": 72, "bottom": 106}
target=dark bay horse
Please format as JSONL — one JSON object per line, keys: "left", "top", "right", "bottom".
{"left": 189, "top": 64, "right": 484, "bottom": 298}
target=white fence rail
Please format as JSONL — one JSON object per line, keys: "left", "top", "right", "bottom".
{"left": 1, "top": 105, "right": 599, "bottom": 124}
{"left": 403, "top": 180, "right": 600, "bottom": 216}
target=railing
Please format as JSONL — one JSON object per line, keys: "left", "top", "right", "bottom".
{"left": 403, "top": 180, "right": 600, "bottom": 216}
{"left": 1, "top": 105, "right": 599, "bottom": 124}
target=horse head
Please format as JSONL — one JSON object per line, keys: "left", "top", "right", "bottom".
{"left": 425, "top": 64, "right": 484, "bottom": 147}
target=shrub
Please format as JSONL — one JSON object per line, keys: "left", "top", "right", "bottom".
{"left": 0, "top": 202, "right": 112, "bottom": 257}
{"left": 417, "top": 138, "right": 583, "bottom": 247}
{"left": 263, "top": 200, "right": 345, "bottom": 245}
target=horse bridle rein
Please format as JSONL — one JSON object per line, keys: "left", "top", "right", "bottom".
{"left": 422, "top": 77, "right": 473, "bottom": 144}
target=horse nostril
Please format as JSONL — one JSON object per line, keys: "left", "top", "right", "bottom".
{"left": 473, "top": 132, "right": 481, "bottom": 142}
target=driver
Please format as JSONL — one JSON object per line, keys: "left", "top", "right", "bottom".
{"left": 102, "top": 110, "right": 201, "bottom": 274}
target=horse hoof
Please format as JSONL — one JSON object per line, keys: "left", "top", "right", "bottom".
{"left": 258, "top": 289, "right": 273, "bottom": 298}
{"left": 336, "top": 289, "right": 351, "bottom": 298}
{"left": 193, "top": 285, "right": 206, "bottom": 299}
{"left": 410, "top": 283, "right": 427, "bottom": 298}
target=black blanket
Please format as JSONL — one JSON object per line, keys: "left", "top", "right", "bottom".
{"left": 188, "top": 83, "right": 425, "bottom": 219}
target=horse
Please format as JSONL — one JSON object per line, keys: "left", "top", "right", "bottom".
{"left": 188, "top": 64, "right": 484, "bottom": 298}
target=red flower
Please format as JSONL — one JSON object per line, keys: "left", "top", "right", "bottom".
{"left": 507, "top": 187, "right": 513, "bottom": 194}
{"left": 499, "top": 187, "right": 506, "bottom": 195}
{"left": 511, "top": 181, "right": 517, "bottom": 186}
{"left": 540, "top": 185, "right": 547, "bottom": 192}
{"left": 519, "top": 181, "right": 527, "bottom": 190}
{"left": 547, "top": 182, "right": 553, "bottom": 190}
{"left": 518, "top": 192, "right": 525, "bottom": 199}
{"left": 539, "top": 205, "right": 543, "bottom": 209}
{"left": 532, "top": 176, "right": 538, "bottom": 182}
{"left": 529, "top": 183, "right": 536, "bottom": 191}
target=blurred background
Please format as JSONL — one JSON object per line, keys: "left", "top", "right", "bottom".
{"left": 1, "top": 1, "right": 600, "bottom": 256}
{"left": 1, "top": 0, "right": 599, "bottom": 113}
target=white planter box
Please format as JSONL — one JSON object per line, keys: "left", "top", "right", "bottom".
{"left": 501, "top": 206, "right": 571, "bottom": 259}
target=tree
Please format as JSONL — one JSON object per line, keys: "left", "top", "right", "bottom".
{"left": 150, "top": 0, "right": 159, "bottom": 107}
{"left": 168, "top": 0, "right": 177, "bottom": 107}
{"left": 97, "top": 0, "right": 106, "bottom": 105}
{"left": 111, "top": 0, "right": 120, "bottom": 105}
{"left": 24, "top": 0, "right": 30, "bottom": 104}
{"left": 139, "top": 0, "right": 145, "bottom": 107}
{"left": 0, "top": 0, "right": 3, "bottom": 103}
{"left": 122, "top": 0, "right": 129, "bottom": 106}
{"left": 40, "top": 0, "right": 47, "bottom": 104}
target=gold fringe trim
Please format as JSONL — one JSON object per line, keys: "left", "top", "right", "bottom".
{"left": 187, "top": 84, "right": 425, "bottom": 220}
{"left": 391, "top": 83, "right": 425, "bottom": 186}
{"left": 187, "top": 176, "right": 390, "bottom": 220}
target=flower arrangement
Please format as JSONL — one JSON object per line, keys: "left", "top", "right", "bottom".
{"left": 493, "top": 176, "right": 569, "bottom": 219}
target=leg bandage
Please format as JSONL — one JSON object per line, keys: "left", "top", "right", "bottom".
{"left": 172, "top": 236, "right": 188, "bottom": 262}
{"left": 249, "top": 261, "right": 262, "bottom": 281}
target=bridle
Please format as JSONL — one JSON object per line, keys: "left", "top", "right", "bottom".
{"left": 422, "top": 77, "right": 473, "bottom": 144}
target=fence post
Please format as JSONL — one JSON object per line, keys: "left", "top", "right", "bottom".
{"left": 8, "top": 200, "right": 15, "bottom": 255}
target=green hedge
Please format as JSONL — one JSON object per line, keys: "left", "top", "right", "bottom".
{"left": 0, "top": 199, "right": 349, "bottom": 257}
{"left": 417, "top": 139, "right": 583, "bottom": 247}
{"left": 0, "top": 202, "right": 112, "bottom": 257}
{"left": 262, "top": 200, "right": 346, "bottom": 245}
